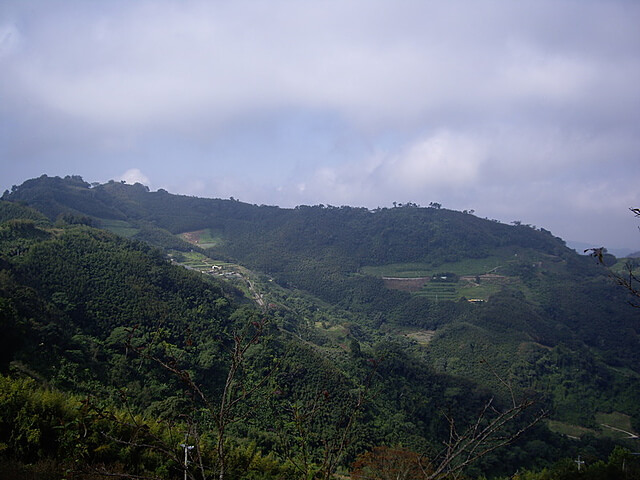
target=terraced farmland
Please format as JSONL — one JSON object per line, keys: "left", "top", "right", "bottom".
{"left": 361, "top": 248, "right": 552, "bottom": 301}
{"left": 415, "top": 282, "right": 458, "bottom": 301}
{"left": 169, "top": 250, "right": 235, "bottom": 273}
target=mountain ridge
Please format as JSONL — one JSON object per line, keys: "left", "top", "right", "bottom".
{"left": 1, "top": 174, "right": 640, "bottom": 478}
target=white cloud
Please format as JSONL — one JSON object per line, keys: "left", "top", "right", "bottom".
{"left": 119, "top": 168, "right": 150, "bottom": 186}
{"left": 278, "top": 131, "right": 485, "bottom": 205}
{"left": 386, "top": 131, "right": 484, "bottom": 188}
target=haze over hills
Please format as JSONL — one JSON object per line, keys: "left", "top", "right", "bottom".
{"left": 565, "top": 240, "right": 637, "bottom": 259}
{"left": 1, "top": 174, "right": 640, "bottom": 478}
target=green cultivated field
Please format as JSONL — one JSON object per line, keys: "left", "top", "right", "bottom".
{"left": 415, "top": 282, "right": 457, "bottom": 301}
{"left": 362, "top": 256, "right": 506, "bottom": 278}
{"left": 362, "top": 247, "right": 549, "bottom": 278}
{"left": 457, "top": 282, "right": 503, "bottom": 300}
{"left": 169, "top": 250, "right": 234, "bottom": 271}
{"left": 361, "top": 262, "right": 433, "bottom": 278}
{"left": 363, "top": 251, "right": 529, "bottom": 301}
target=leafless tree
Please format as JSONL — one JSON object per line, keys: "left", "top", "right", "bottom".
{"left": 79, "top": 391, "right": 192, "bottom": 480}
{"left": 350, "top": 395, "right": 544, "bottom": 480}
{"left": 422, "top": 395, "right": 545, "bottom": 479}
{"left": 102, "top": 317, "right": 276, "bottom": 480}
{"left": 350, "top": 359, "right": 546, "bottom": 480}
{"left": 273, "top": 359, "right": 379, "bottom": 480}
{"left": 586, "top": 207, "right": 640, "bottom": 307}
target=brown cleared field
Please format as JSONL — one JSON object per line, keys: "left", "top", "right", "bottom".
{"left": 179, "top": 229, "right": 221, "bottom": 248}
{"left": 382, "top": 276, "right": 430, "bottom": 292}
{"left": 180, "top": 229, "right": 204, "bottom": 244}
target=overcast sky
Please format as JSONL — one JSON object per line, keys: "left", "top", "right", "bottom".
{"left": 1, "top": 1, "right": 639, "bottom": 251}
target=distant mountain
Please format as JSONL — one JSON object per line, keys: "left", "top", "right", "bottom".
{"left": 566, "top": 239, "right": 638, "bottom": 259}
{"left": 2, "top": 174, "right": 640, "bottom": 478}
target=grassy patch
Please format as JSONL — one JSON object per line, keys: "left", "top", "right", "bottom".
{"left": 312, "top": 322, "right": 351, "bottom": 350}
{"left": 389, "top": 326, "right": 437, "bottom": 346}
{"left": 169, "top": 250, "right": 235, "bottom": 270}
{"left": 362, "top": 262, "right": 433, "bottom": 278}
{"left": 596, "top": 412, "right": 637, "bottom": 439}
{"left": 546, "top": 420, "right": 596, "bottom": 439}
{"left": 547, "top": 413, "right": 638, "bottom": 440}
{"left": 457, "top": 282, "right": 502, "bottom": 300}
{"left": 99, "top": 219, "right": 140, "bottom": 238}
{"left": 314, "top": 322, "right": 349, "bottom": 337}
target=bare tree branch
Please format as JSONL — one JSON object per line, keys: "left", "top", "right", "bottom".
{"left": 585, "top": 207, "right": 640, "bottom": 308}
{"left": 123, "top": 317, "right": 277, "bottom": 480}
{"left": 425, "top": 396, "right": 546, "bottom": 480}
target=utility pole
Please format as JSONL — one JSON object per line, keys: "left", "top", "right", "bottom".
{"left": 180, "top": 441, "right": 195, "bottom": 480}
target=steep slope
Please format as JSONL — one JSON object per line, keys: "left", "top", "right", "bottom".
{"left": 4, "top": 175, "right": 640, "bottom": 437}
{"left": 3, "top": 201, "right": 569, "bottom": 478}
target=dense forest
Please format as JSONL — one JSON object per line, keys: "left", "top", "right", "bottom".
{"left": 1, "top": 175, "right": 639, "bottom": 479}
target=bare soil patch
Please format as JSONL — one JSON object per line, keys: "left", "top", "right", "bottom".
{"left": 383, "top": 276, "right": 430, "bottom": 292}
{"left": 180, "top": 230, "right": 205, "bottom": 245}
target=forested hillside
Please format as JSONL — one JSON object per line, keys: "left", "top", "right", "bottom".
{"left": 1, "top": 175, "right": 640, "bottom": 479}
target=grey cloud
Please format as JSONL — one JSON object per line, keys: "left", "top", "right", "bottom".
{"left": 1, "top": 0, "right": 639, "bottom": 248}
{"left": 5, "top": 1, "right": 637, "bottom": 127}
